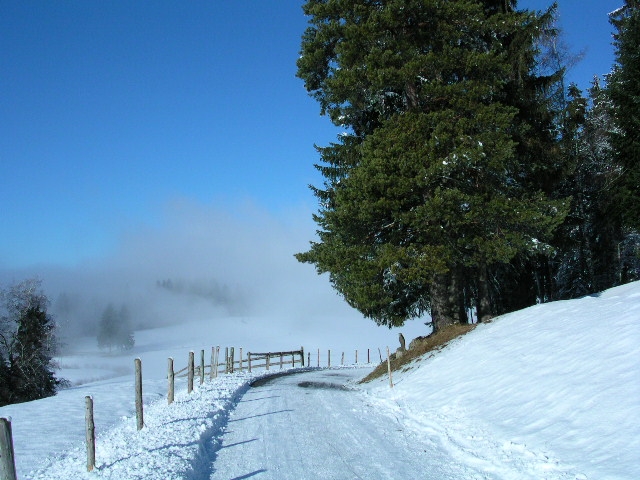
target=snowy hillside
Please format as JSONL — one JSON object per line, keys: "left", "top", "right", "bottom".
{"left": 1, "top": 281, "right": 639, "bottom": 479}
{"left": 368, "top": 281, "right": 640, "bottom": 479}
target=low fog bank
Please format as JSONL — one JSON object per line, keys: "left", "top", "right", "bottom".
{"left": 1, "top": 199, "right": 428, "bottom": 353}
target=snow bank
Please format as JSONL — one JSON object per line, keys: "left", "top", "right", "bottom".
{"left": 26, "top": 370, "right": 280, "bottom": 479}
{"left": 367, "top": 281, "right": 640, "bottom": 479}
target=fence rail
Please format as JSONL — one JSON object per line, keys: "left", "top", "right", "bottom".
{"left": 247, "top": 348, "right": 304, "bottom": 372}
{"left": 167, "top": 346, "right": 306, "bottom": 402}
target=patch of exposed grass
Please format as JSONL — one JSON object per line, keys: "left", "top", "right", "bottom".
{"left": 359, "top": 323, "right": 476, "bottom": 383}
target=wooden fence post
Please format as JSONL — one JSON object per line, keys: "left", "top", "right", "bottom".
{"left": 386, "top": 347, "right": 394, "bottom": 388}
{"left": 188, "top": 351, "right": 195, "bottom": 394}
{"left": 355, "top": 350, "right": 358, "bottom": 364}
{"left": 378, "top": 347, "right": 383, "bottom": 363}
{"left": 328, "top": 349, "right": 331, "bottom": 367}
{"left": 280, "top": 352, "right": 283, "bottom": 370}
{"left": 200, "top": 349, "right": 205, "bottom": 385}
{"left": 248, "top": 352, "right": 252, "bottom": 372}
{"left": 368, "top": 348, "right": 370, "bottom": 363}
{"left": 341, "top": 352, "right": 344, "bottom": 366}
{"left": 85, "top": 396, "right": 96, "bottom": 472}
{"left": 292, "top": 352, "right": 295, "bottom": 368}
{"left": 135, "top": 358, "right": 144, "bottom": 430}
{"left": 0, "top": 417, "right": 18, "bottom": 480}
{"left": 214, "top": 346, "right": 220, "bottom": 378}
{"left": 266, "top": 354, "right": 270, "bottom": 371}
{"left": 308, "top": 351, "right": 310, "bottom": 367}
{"left": 301, "top": 346, "right": 305, "bottom": 367}
{"left": 225, "top": 347, "right": 229, "bottom": 374}
{"left": 239, "top": 348, "right": 243, "bottom": 372}
{"left": 317, "top": 348, "right": 320, "bottom": 367}
{"left": 168, "top": 357, "right": 175, "bottom": 405}
{"left": 210, "top": 347, "right": 216, "bottom": 380}
{"left": 230, "top": 347, "right": 235, "bottom": 374}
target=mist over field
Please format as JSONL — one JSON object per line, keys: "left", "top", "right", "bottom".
{"left": 1, "top": 198, "right": 419, "bottom": 353}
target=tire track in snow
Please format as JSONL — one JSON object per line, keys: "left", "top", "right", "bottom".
{"left": 207, "top": 368, "right": 478, "bottom": 480}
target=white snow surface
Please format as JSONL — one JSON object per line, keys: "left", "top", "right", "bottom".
{"left": 1, "top": 281, "right": 639, "bottom": 479}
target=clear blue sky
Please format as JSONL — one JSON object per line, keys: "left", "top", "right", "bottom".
{"left": 0, "top": 0, "right": 623, "bottom": 269}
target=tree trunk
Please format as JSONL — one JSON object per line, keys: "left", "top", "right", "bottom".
{"left": 429, "top": 268, "right": 467, "bottom": 332}
{"left": 476, "top": 263, "right": 493, "bottom": 323}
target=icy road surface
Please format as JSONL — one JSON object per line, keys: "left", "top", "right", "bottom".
{"left": 209, "top": 368, "right": 475, "bottom": 480}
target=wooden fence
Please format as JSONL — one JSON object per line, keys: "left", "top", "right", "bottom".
{"left": 166, "top": 346, "right": 306, "bottom": 402}
{"left": 167, "top": 347, "right": 381, "bottom": 394}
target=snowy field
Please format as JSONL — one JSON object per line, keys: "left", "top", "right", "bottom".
{"left": 1, "top": 281, "right": 639, "bottom": 479}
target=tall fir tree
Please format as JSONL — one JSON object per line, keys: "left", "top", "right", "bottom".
{"left": 608, "top": 1, "right": 640, "bottom": 231}
{"left": 553, "top": 80, "right": 623, "bottom": 298}
{"left": 296, "top": 0, "right": 568, "bottom": 331}
{"left": 582, "top": 79, "right": 625, "bottom": 291}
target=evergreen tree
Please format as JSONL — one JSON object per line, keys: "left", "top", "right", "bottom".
{"left": 116, "top": 305, "right": 135, "bottom": 351}
{"left": 552, "top": 80, "right": 621, "bottom": 298}
{"left": 552, "top": 72, "right": 640, "bottom": 297}
{"left": 0, "top": 279, "right": 61, "bottom": 406}
{"left": 97, "top": 304, "right": 117, "bottom": 352}
{"left": 608, "top": 1, "right": 640, "bottom": 231}
{"left": 97, "top": 304, "right": 134, "bottom": 352}
{"left": 554, "top": 83, "right": 595, "bottom": 298}
{"left": 582, "top": 79, "right": 625, "bottom": 291}
{"left": 296, "top": 0, "right": 568, "bottom": 331}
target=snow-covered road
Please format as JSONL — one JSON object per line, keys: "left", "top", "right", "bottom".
{"left": 208, "top": 368, "right": 476, "bottom": 480}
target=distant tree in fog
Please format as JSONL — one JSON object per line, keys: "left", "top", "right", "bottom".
{"left": 156, "top": 278, "right": 234, "bottom": 305}
{"left": 97, "top": 304, "right": 134, "bottom": 353}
